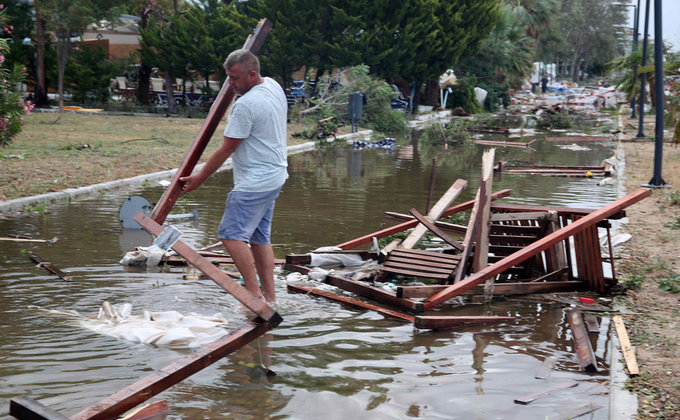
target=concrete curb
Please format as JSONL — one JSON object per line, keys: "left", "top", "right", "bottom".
{"left": 0, "top": 130, "right": 373, "bottom": 215}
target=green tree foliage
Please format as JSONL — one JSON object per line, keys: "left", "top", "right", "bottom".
{"left": 242, "top": 0, "right": 500, "bottom": 98}
{"left": 547, "top": 0, "right": 629, "bottom": 81}
{"left": 238, "top": 0, "right": 315, "bottom": 90}
{"left": 0, "top": 5, "right": 34, "bottom": 147}
{"left": 181, "top": 0, "right": 250, "bottom": 96}
{"left": 65, "top": 43, "right": 132, "bottom": 104}
{"left": 35, "top": 0, "right": 127, "bottom": 109}
{"left": 457, "top": 2, "right": 536, "bottom": 110}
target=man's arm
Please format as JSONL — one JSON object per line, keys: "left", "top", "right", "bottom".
{"left": 180, "top": 136, "right": 243, "bottom": 194}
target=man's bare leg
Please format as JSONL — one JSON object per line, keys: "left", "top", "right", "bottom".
{"left": 252, "top": 243, "right": 276, "bottom": 302}
{"left": 221, "top": 239, "right": 264, "bottom": 301}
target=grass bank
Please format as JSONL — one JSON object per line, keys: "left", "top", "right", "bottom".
{"left": 0, "top": 112, "right": 343, "bottom": 201}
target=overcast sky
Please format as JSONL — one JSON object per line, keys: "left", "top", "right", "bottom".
{"left": 627, "top": 0, "right": 680, "bottom": 51}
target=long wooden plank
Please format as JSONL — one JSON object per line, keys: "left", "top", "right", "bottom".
{"left": 134, "top": 213, "right": 281, "bottom": 326}
{"left": 409, "top": 208, "right": 463, "bottom": 250}
{"left": 70, "top": 320, "right": 270, "bottom": 420}
{"left": 151, "top": 19, "right": 273, "bottom": 224}
{"left": 285, "top": 264, "right": 424, "bottom": 313}
{"left": 414, "top": 315, "right": 515, "bottom": 330}
{"left": 490, "top": 203, "right": 625, "bottom": 219}
{"left": 400, "top": 179, "right": 467, "bottom": 249}
{"left": 120, "top": 400, "right": 169, "bottom": 420}
{"left": 397, "top": 281, "right": 583, "bottom": 298}
{"left": 336, "top": 189, "right": 513, "bottom": 250}
{"left": 612, "top": 315, "right": 639, "bottom": 376}
{"left": 567, "top": 309, "right": 598, "bottom": 372}
{"left": 287, "top": 284, "right": 414, "bottom": 322}
{"left": 513, "top": 380, "right": 578, "bottom": 405}
{"left": 422, "top": 188, "right": 651, "bottom": 309}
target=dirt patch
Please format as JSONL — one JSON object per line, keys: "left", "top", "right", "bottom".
{"left": 616, "top": 123, "right": 680, "bottom": 418}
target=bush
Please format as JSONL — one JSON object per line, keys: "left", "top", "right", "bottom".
{"left": 445, "top": 75, "right": 482, "bottom": 114}
{"left": 419, "top": 119, "right": 471, "bottom": 146}
{"left": 0, "top": 6, "right": 33, "bottom": 147}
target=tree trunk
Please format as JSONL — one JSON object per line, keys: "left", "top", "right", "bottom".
{"left": 164, "top": 71, "right": 176, "bottom": 114}
{"left": 33, "top": 13, "right": 48, "bottom": 107}
{"left": 570, "top": 51, "right": 581, "bottom": 83}
{"left": 422, "top": 79, "right": 439, "bottom": 107}
{"left": 56, "top": 33, "right": 70, "bottom": 111}
{"left": 136, "top": 0, "right": 156, "bottom": 105}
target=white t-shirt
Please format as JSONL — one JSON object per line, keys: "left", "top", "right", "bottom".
{"left": 224, "top": 77, "right": 288, "bottom": 192}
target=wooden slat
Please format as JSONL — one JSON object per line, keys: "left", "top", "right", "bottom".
{"left": 489, "top": 224, "right": 541, "bottom": 235}
{"left": 391, "top": 248, "right": 459, "bottom": 261}
{"left": 612, "top": 315, "right": 639, "bottom": 376}
{"left": 567, "top": 309, "right": 598, "bottom": 372}
{"left": 397, "top": 281, "right": 583, "bottom": 298}
{"left": 409, "top": 208, "right": 463, "bottom": 250}
{"left": 491, "top": 211, "right": 547, "bottom": 222}
{"left": 151, "top": 19, "right": 273, "bottom": 224}
{"left": 414, "top": 315, "right": 516, "bottom": 330}
{"left": 514, "top": 381, "right": 578, "bottom": 405}
{"left": 69, "top": 321, "right": 270, "bottom": 420}
{"left": 400, "top": 179, "right": 467, "bottom": 249}
{"left": 287, "top": 283, "right": 414, "bottom": 322}
{"left": 336, "top": 189, "right": 513, "bottom": 250}
{"left": 383, "top": 260, "right": 454, "bottom": 275}
{"left": 489, "top": 234, "right": 538, "bottom": 246}
{"left": 380, "top": 267, "right": 450, "bottom": 279}
{"left": 422, "top": 189, "right": 651, "bottom": 309}
{"left": 383, "top": 212, "right": 468, "bottom": 235}
{"left": 134, "top": 213, "right": 281, "bottom": 325}
{"left": 387, "top": 256, "right": 459, "bottom": 270}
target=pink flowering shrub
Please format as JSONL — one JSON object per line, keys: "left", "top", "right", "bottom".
{"left": 0, "top": 4, "right": 33, "bottom": 147}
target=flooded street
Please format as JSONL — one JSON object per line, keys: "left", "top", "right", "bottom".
{"left": 0, "top": 131, "right": 620, "bottom": 419}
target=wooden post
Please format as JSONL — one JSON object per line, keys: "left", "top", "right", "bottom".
{"left": 422, "top": 188, "right": 651, "bottom": 309}
{"left": 151, "top": 19, "right": 273, "bottom": 224}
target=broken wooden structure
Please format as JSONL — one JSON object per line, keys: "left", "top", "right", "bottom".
{"left": 10, "top": 19, "right": 282, "bottom": 420}
{"left": 284, "top": 165, "right": 650, "bottom": 355}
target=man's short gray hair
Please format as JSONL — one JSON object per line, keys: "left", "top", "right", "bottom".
{"left": 224, "top": 49, "right": 260, "bottom": 74}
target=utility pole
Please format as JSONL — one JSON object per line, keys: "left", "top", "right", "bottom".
{"left": 646, "top": 0, "right": 666, "bottom": 187}
{"left": 630, "top": 0, "right": 640, "bottom": 119}
{"left": 636, "top": 0, "right": 650, "bottom": 138}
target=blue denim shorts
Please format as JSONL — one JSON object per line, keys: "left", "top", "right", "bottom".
{"left": 217, "top": 187, "right": 281, "bottom": 245}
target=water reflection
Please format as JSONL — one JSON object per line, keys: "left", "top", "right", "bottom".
{"left": 0, "top": 134, "right": 618, "bottom": 419}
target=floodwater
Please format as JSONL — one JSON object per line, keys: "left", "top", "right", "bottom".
{"left": 0, "top": 130, "right": 621, "bottom": 419}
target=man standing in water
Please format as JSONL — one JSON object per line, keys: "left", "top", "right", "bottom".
{"left": 180, "top": 49, "right": 288, "bottom": 303}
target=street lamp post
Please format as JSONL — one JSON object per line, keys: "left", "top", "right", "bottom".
{"left": 636, "top": 0, "right": 651, "bottom": 138}
{"left": 630, "top": 0, "right": 640, "bottom": 119}
{"left": 646, "top": 0, "right": 666, "bottom": 187}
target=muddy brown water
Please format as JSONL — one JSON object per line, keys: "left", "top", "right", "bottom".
{"left": 0, "top": 133, "right": 620, "bottom": 419}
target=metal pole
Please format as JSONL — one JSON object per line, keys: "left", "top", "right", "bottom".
{"left": 636, "top": 0, "right": 650, "bottom": 138}
{"left": 647, "top": 0, "right": 666, "bottom": 186}
{"left": 630, "top": 0, "right": 640, "bottom": 118}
